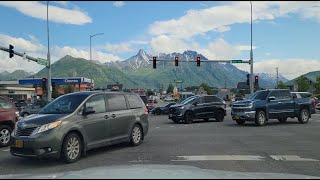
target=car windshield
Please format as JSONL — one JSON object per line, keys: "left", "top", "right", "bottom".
{"left": 249, "top": 91, "right": 269, "bottom": 100}
{"left": 38, "top": 94, "right": 88, "bottom": 114}
{"left": 181, "top": 96, "right": 197, "bottom": 105}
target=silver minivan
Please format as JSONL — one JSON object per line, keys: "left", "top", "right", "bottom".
{"left": 11, "top": 91, "right": 149, "bottom": 163}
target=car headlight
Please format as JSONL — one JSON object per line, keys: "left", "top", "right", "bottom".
{"left": 178, "top": 106, "right": 185, "bottom": 110}
{"left": 34, "top": 121, "right": 62, "bottom": 135}
{"left": 246, "top": 103, "right": 253, "bottom": 108}
{"left": 15, "top": 111, "right": 20, "bottom": 117}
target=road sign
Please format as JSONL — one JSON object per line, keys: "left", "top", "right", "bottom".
{"left": 231, "top": 60, "right": 243, "bottom": 63}
{"left": 174, "top": 80, "right": 183, "bottom": 83}
{"left": 37, "top": 58, "right": 49, "bottom": 66}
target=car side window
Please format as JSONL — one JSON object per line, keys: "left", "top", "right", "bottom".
{"left": 85, "top": 94, "right": 106, "bottom": 114}
{"left": 0, "top": 98, "right": 13, "bottom": 109}
{"left": 278, "top": 91, "right": 291, "bottom": 100}
{"left": 269, "top": 91, "right": 280, "bottom": 99}
{"left": 106, "top": 94, "right": 128, "bottom": 112}
{"left": 127, "top": 94, "right": 144, "bottom": 109}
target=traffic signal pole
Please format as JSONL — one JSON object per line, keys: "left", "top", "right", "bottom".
{"left": 0, "top": 46, "right": 39, "bottom": 62}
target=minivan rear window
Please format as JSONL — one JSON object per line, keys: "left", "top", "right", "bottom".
{"left": 127, "top": 94, "right": 144, "bottom": 109}
{"left": 0, "top": 98, "right": 13, "bottom": 109}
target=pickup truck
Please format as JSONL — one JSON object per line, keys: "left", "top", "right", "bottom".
{"left": 231, "top": 89, "right": 312, "bottom": 126}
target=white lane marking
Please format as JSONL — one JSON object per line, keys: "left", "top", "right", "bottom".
{"left": 2, "top": 149, "right": 10, "bottom": 152}
{"left": 171, "top": 155, "right": 265, "bottom": 161}
{"left": 270, "top": 155, "right": 319, "bottom": 162}
{"left": 155, "top": 127, "right": 160, "bottom": 129}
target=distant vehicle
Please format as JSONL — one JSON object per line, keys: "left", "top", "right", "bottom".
{"left": 291, "top": 92, "right": 316, "bottom": 114}
{"left": 14, "top": 100, "right": 27, "bottom": 112}
{"left": 11, "top": 91, "right": 149, "bottom": 163}
{"left": 231, "top": 89, "right": 312, "bottom": 126}
{"left": 153, "top": 99, "right": 158, "bottom": 104}
{"left": 316, "top": 103, "right": 320, "bottom": 110}
{"left": 0, "top": 96, "right": 20, "bottom": 147}
{"left": 151, "top": 102, "right": 176, "bottom": 115}
{"left": 146, "top": 99, "right": 155, "bottom": 112}
{"left": 169, "top": 95, "right": 226, "bottom": 124}
{"left": 20, "top": 101, "right": 46, "bottom": 117}
{"left": 164, "top": 96, "right": 174, "bottom": 102}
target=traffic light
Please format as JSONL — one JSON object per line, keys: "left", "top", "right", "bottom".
{"left": 153, "top": 57, "right": 156, "bottom": 69}
{"left": 175, "top": 56, "right": 178, "bottom": 66}
{"left": 9, "top": 44, "right": 14, "bottom": 58}
{"left": 255, "top": 75, "right": 259, "bottom": 85}
{"left": 246, "top": 74, "right": 250, "bottom": 85}
{"left": 197, "top": 57, "right": 200, "bottom": 66}
{"left": 42, "top": 78, "right": 47, "bottom": 95}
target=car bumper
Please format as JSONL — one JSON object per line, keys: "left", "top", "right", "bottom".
{"left": 168, "top": 110, "right": 183, "bottom": 120}
{"left": 231, "top": 110, "right": 256, "bottom": 121}
{"left": 10, "top": 130, "right": 62, "bottom": 159}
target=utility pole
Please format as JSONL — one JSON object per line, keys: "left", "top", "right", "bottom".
{"left": 47, "top": 1, "right": 52, "bottom": 103}
{"left": 250, "top": 1, "right": 254, "bottom": 95}
{"left": 276, "top": 67, "right": 279, "bottom": 87}
{"left": 90, "top": 33, "right": 104, "bottom": 61}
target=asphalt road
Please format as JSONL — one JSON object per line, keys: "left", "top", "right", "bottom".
{"left": 0, "top": 109, "right": 320, "bottom": 177}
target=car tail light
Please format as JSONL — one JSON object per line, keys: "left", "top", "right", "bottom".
{"left": 144, "top": 109, "right": 149, "bottom": 114}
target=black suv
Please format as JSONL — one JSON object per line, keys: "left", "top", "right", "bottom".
{"left": 168, "top": 95, "right": 226, "bottom": 124}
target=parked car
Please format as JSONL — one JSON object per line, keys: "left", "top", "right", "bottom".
{"left": 291, "top": 92, "right": 316, "bottom": 114}
{"left": 164, "top": 96, "right": 174, "bottom": 102}
{"left": 146, "top": 99, "right": 155, "bottom": 112}
{"left": 151, "top": 102, "right": 176, "bottom": 115}
{"left": 14, "top": 100, "right": 27, "bottom": 112}
{"left": 11, "top": 91, "right": 149, "bottom": 163}
{"left": 20, "top": 101, "right": 46, "bottom": 117}
{"left": 168, "top": 95, "right": 226, "bottom": 124}
{"left": 0, "top": 96, "right": 20, "bottom": 147}
{"left": 140, "top": 95, "right": 148, "bottom": 105}
{"left": 231, "top": 89, "right": 312, "bottom": 126}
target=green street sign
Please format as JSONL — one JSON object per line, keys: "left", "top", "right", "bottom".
{"left": 174, "top": 80, "right": 183, "bottom": 83}
{"left": 231, "top": 60, "right": 243, "bottom": 63}
{"left": 37, "top": 58, "right": 49, "bottom": 66}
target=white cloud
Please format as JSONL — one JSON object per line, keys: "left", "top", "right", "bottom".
{"left": 52, "top": 1, "right": 68, "bottom": 7}
{"left": 0, "top": 1, "right": 92, "bottom": 25}
{"left": 149, "top": 1, "right": 320, "bottom": 40}
{"left": 150, "top": 35, "right": 193, "bottom": 54}
{"left": 113, "top": 1, "right": 125, "bottom": 8}
{"left": 0, "top": 33, "right": 121, "bottom": 73}
{"left": 238, "top": 45, "right": 257, "bottom": 51}
{"left": 199, "top": 38, "right": 241, "bottom": 60}
{"left": 104, "top": 43, "right": 135, "bottom": 54}
{"left": 233, "top": 59, "right": 320, "bottom": 80}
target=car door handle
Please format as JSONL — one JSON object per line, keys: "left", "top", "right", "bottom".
{"left": 111, "top": 114, "right": 116, "bottom": 118}
{"left": 104, "top": 115, "right": 110, "bottom": 119}
{"left": 278, "top": 102, "right": 282, "bottom": 104}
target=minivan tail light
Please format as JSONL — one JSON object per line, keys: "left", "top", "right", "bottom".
{"left": 144, "top": 109, "right": 148, "bottom": 114}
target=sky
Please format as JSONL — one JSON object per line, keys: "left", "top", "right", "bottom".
{"left": 0, "top": 1, "right": 319, "bottom": 80}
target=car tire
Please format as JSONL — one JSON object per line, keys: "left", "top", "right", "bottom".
{"left": 298, "top": 109, "right": 310, "bottom": 124}
{"left": 278, "top": 117, "right": 287, "bottom": 123}
{"left": 215, "top": 110, "right": 225, "bottom": 122}
{"left": 184, "top": 111, "right": 194, "bottom": 124}
{"left": 130, "top": 124, "right": 143, "bottom": 146}
{"left": 255, "top": 110, "right": 267, "bottom": 126}
{"left": 61, "top": 133, "right": 82, "bottom": 163}
{"left": 172, "top": 118, "right": 180, "bottom": 124}
{"left": 203, "top": 118, "right": 209, "bottom": 122}
{"left": 236, "top": 119, "right": 245, "bottom": 125}
{"left": 156, "top": 109, "right": 162, "bottom": 115}
{"left": 22, "top": 113, "right": 30, "bottom": 118}
{"left": 0, "top": 125, "right": 12, "bottom": 147}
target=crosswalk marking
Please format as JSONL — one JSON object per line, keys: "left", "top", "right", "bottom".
{"left": 172, "top": 155, "right": 265, "bottom": 161}
{"left": 270, "top": 155, "right": 319, "bottom": 162}
{"left": 2, "top": 149, "right": 10, "bottom": 152}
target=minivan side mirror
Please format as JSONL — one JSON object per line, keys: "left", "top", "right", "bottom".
{"left": 83, "top": 106, "right": 95, "bottom": 115}
{"left": 268, "top": 96, "right": 276, "bottom": 102}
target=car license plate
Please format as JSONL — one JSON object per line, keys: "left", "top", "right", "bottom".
{"left": 235, "top": 115, "right": 240, "bottom": 120}
{"left": 15, "top": 140, "right": 23, "bottom": 148}
{"left": 169, "top": 114, "right": 172, "bottom": 118}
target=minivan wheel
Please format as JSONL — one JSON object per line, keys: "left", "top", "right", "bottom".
{"left": 184, "top": 111, "right": 194, "bottom": 124}
{"left": 0, "top": 125, "right": 12, "bottom": 147}
{"left": 298, "top": 109, "right": 309, "bottom": 124}
{"left": 255, "top": 110, "right": 267, "bottom": 126}
{"left": 61, "top": 133, "right": 82, "bottom": 163}
{"left": 130, "top": 124, "right": 143, "bottom": 146}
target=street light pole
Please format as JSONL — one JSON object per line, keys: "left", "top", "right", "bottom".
{"left": 250, "top": 1, "right": 254, "bottom": 95}
{"left": 47, "top": 1, "right": 52, "bottom": 102}
{"left": 89, "top": 33, "right": 104, "bottom": 61}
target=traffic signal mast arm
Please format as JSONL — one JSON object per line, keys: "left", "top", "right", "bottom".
{"left": 149, "top": 59, "right": 250, "bottom": 63}
{"left": 0, "top": 45, "right": 39, "bottom": 63}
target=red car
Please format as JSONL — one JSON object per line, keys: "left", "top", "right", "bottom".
{"left": 0, "top": 96, "right": 20, "bottom": 147}
{"left": 146, "top": 99, "right": 155, "bottom": 113}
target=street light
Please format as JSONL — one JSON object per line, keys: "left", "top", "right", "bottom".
{"left": 250, "top": 1, "right": 254, "bottom": 94}
{"left": 47, "top": 1, "right": 52, "bottom": 103}
{"left": 90, "top": 33, "right": 104, "bottom": 61}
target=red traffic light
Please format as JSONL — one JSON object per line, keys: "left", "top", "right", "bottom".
{"left": 197, "top": 57, "right": 200, "bottom": 61}
{"left": 196, "top": 57, "right": 200, "bottom": 66}
{"left": 255, "top": 76, "right": 258, "bottom": 80}
{"left": 153, "top": 57, "right": 156, "bottom": 60}
{"left": 175, "top": 56, "right": 178, "bottom": 66}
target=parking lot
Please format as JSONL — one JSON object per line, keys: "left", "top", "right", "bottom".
{"left": 0, "top": 108, "right": 320, "bottom": 177}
